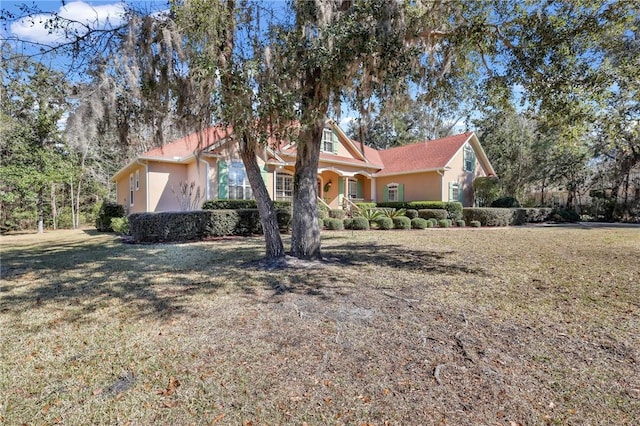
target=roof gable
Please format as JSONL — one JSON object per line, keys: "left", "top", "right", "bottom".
{"left": 142, "top": 126, "right": 231, "bottom": 159}
{"left": 375, "top": 132, "right": 473, "bottom": 176}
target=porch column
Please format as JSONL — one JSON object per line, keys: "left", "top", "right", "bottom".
{"left": 370, "top": 178, "right": 377, "bottom": 202}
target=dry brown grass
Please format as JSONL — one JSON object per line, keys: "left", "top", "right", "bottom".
{"left": 1, "top": 226, "right": 639, "bottom": 425}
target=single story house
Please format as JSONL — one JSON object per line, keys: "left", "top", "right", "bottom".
{"left": 112, "top": 121, "right": 496, "bottom": 214}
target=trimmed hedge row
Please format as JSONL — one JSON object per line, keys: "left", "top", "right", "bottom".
{"left": 129, "top": 209, "right": 291, "bottom": 243}
{"left": 462, "top": 207, "right": 554, "bottom": 226}
{"left": 202, "top": 199, "right": 291, "bottom": 210}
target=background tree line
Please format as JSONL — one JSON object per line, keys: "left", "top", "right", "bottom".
{"left": 1, "top": 1, "right": 638, "bottom": 252}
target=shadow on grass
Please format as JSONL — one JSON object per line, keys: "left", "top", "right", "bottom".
{"left": 246, "top": 236, "right": 489, "bottom": 299}
{"left": 0, "top": 235, "right": 265, "bottom": 325}
{"left": 1, "top": 232, "right": 487, "bottom": 324}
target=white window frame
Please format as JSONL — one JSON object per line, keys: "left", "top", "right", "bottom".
{"left": 322, "top": 129, "right": 335, "bottom": 153}
{"left": 387, "top": 183, "right": 399, "bottom": 202}
{"left": 464, "top": 145, "right": 475, "bottom": 173}
{"left": 348, "top": 178, "right": 358, "bottom": 199}
{"left": 129, "top": 173, "right": 134, "bottom": 206}
{"left": 228, "top": 160, "right": 253, "bottom": 200}
{"left": 450, "top": 182, "right": 460, "bottom": 202}
{"left": 275, "top": 172, "right": 293, "bottom": 201}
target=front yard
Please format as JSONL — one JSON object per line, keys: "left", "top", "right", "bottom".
{"left": 1, "top": 226, "right": 638, "bottom": 424}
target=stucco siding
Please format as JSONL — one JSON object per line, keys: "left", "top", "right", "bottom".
{"left": 148, "top": 162, "right": 188, "bottom": 212}
{"left": 376, "top": 172, "right": 443, "bottom": 202}
{"left": 443, "top": 142, "right": 488, "bottom": 206}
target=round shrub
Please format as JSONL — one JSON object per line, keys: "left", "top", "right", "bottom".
{"left": 343, "top": 218, "right": 354, "bottom": 229}
{"left": 393, "top": 216, "right": 411, "bottom": 230}
{"left": 418, "top": 209, "right": 448, "bottom": 221}
{"left": 491, "top": 196, "right": 521, "bottom": 208}
{"left": 95, "top": 201, "right": 125, "bottom": 232}
{"left": 428, "top": 218, "right": 438, "bottom": 228}
{"left": 318, "top": 218, "right": 324, "bottom": 228}
{"left": 351, "top": 217, "right": 370, "bottom": 230}
{"left": 405, "top": 209, "right": 419, "bottom": 219}
{"left": 470, "top": 220, "right": 481, "bottom": 227}
{"left": 325, "top": 218, "right": 344, "bottom": 230}
{"left": 456, "top": 219, "right": 466, "bottom": 227}
{"left": 445, "top": 202, "right": 463, "bottom": 220}
{"left": 329, "top": 209, "right": 346, "bottom": 219}
{"left": 110, "top": 217, "right": 130, "bottom": 235}
{"left": 376, "top": 217, "right": 394, "bottom": 230}
{"left": 411, "top": 217, "right": 429, "bottom": 229}
{"left": 438, "top": 219, "right": 452, "bottom": 228}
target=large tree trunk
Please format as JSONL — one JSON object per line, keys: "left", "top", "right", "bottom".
{"left": 290, "top": 120, "right": 323, "bottom": 260}
{"left": 239, "top": 133, "right": 284, "bottom": 260}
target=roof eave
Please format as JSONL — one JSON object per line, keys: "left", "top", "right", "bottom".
{"left": 374, "top": 167, "right": 447, "bottom": 178}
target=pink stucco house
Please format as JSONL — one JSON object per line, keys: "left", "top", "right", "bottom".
{"left": 112, "top": 121, "right": 496, "bottom": 213}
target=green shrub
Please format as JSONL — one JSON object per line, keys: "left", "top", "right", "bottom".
{"left": 552, "top": 208, "right": 580, "bottom": 223}
{"left": 411, "top": 217, "right": 429, "bottom": 229}
{"left": 470, "top": 220, "right": 481, "bottom": 227}
{"left": 110, "top": 217, "right": 130, "bottom": 235}
{"left": 511, "top": 208, "right": 553, "bottom": 225}
{"left": 95, "top": 201, "right": 125, "bottom": 232}
{"left": 455, "top": 219, "right": 466, "bottom": 227}
{"left": 329, "top": 209, "right": 346, "bottom": 219}
{"left": 317, "top": 203, "right": 329, "bottom": 219}
{"left": 356, "top": 208, "right": 384, "bottom": 224}
{"left": 392, "top": 216, "right": 411, "bottom": 229}
{"left": 463, "top": 207, "right": 513, "bottom": 226}
{"left": 325, "top": 218, "right": 344, "bottom": 230}
{"left": 405, "top": 209, "right": 418, "bottom": 219}
{"left": 351, "top": 217, "right": 370, "bottom": 230}
{"left": 376, "top": 217, "right": 394, "bottom": 230}
{"left": 343, "top": 218, "right": 354, "bottom": 229}
{"left": 428, "top": 218, "right": 438, "bottom": 227}
{"left": 418, "top": 209, "right": 448, "bottom": 221}
{"left": 202, "top": 199, "right": 292, "bottom": 210}
{"left": 438, "top": 219, "right": 452, "bottom": 228}
{"left": 129, "top": 211, "right": 220, "bottom": 242}
{"left": 276, "top": 209, "right": 292, "bottom": 232}
{"left": 384, "top": 208, "right": 406, "bottom": 219}
{"left": 445, "top": 202, "right": 463, "bottom": 221}
{"left": 425, "top": 219, "right": 435, "bottom": 228}
{"left": 236, "top": 209, "right": 263, "bottom": 235}
{"left": 406, "top": 201, "right": 446, "bottom": 210}
{"left": 318, "top": 218, "right": 324, "bottom": 228}
{"left": 491, "top": 196, "right": 521, "bottom": 208}
{"left": 355, "top": 202, "right": 376, "bottom": 210}
{"left": 128, "top": 208, "right": 296, "bottom": 243}
{"left": 376, "top": 201, "right": 407, "bottom": 210}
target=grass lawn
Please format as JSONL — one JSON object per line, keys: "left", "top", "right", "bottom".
{"left": 1, "top": 226, "right": 639, "bottom": 425}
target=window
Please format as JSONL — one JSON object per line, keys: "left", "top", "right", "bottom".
{"left": 387, "top": 183, "right": 399, "bottom": 202}
{"left": 129, "top": 174, "right": 134, "bottom": 206}
{"left": 449, "top": 182, "right": 460, "bottom": 202}
{"left": 464, "top": 145, "right": 476, "bottom": 172}
{"left": 322, "top": 129, "right": 336, "bottom": 153}
{"left": 228, "top": 161, "right": 253, "bottom": 200}
{"left": 135, "top": 170, "right": 140, "bottom": 190}
{"left": 275, "top": 172, "right": 293, "bottom": 201}
{"left": 348, "top": 179, "right": 358, "bottom": 199}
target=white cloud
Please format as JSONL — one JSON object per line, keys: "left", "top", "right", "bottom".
{"left": 10, "top": 1, "right": 126, "bottom": 45}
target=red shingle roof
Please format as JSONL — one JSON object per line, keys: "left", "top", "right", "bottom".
{"left": 142, "top": 126, "right": 231, "bottom": 158}
{"left": 374, "top": 132, "right": 473, "bottom": 176}
{"left": 137, "top": 126, "right": 474, "bottom": 176}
